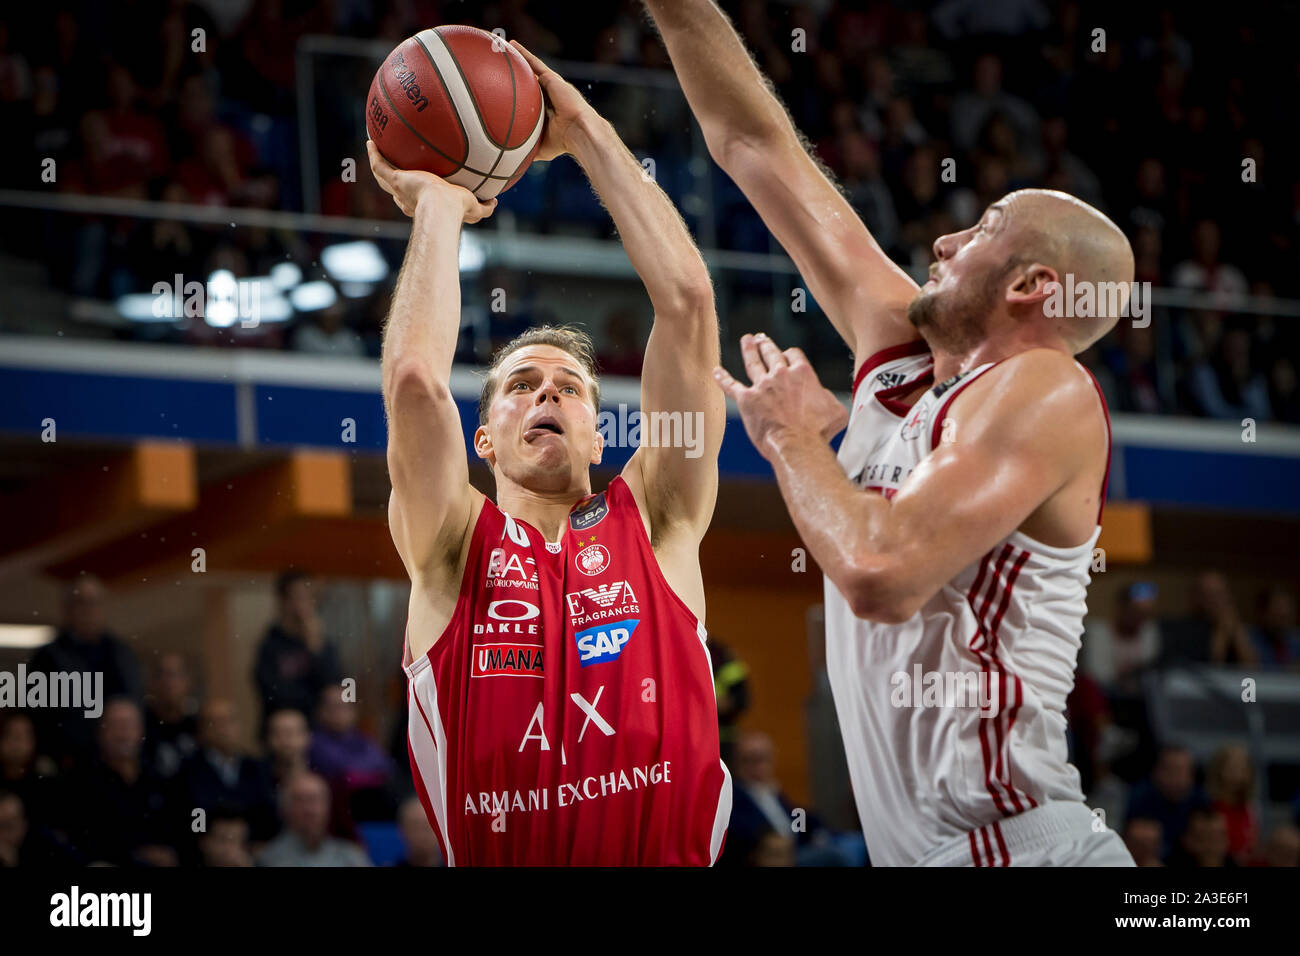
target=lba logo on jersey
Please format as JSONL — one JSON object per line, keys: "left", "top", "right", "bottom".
{"left": 575, "top": 619, "right": 639, "bottom": 667}
{"left": 574, "top": 542, "right": 610, "bottom": 576}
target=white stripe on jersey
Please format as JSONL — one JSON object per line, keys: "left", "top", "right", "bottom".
{"left": 824, "top": 346, "right": 1100, "bottom": 867}
{"left": 406, "top": 655, "right": 455, "bottom": 866}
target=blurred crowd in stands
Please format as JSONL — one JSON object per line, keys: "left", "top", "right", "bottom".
{"left": 3, "top": 567, "right": 1298, "bottom": 867}
{"left": 1070, "top": 573, "right": 1300, "bottom": 868}
{"left": 1, "top": 571, "right": 440, "bottom": 867}
{"left": 1, "top": 1, "right": 1298, "bottom": 421}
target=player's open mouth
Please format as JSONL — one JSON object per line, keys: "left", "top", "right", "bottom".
{"left": 524, "top": 416, "right": 565, "bottom": 441}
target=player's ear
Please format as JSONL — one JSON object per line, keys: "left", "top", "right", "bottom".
{"left": 1006, "top": 262, "right": 1057, "bottom": 308}
{"left": 590, "top": 424, "right": 604, "bottom": 466}
{"left": 473, "top": 425, "right": 494, "bottom": 463}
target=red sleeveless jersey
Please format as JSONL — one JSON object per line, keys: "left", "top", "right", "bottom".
{"left": 404, "top": 475, "right": 731, "bottom": 866}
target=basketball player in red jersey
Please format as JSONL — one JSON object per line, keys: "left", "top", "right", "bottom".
{"left": 368, "top": 42, "right": 730, "bottom": 866}
{"left": 648, "top": 1, "right": 1137, "bottom": 865}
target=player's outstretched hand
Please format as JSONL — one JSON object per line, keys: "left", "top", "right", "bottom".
{"left": 714, "top": 333, "right": 850, "bottom": 456}
{"left": 510, "top": 40, "right": 596, "bottom": 162}
{"left": 366, "top": 140, "right": 497, "bottom": 223}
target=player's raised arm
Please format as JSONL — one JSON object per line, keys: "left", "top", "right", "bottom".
{"left": 643, "top": 0, "right": 920, "bottom": 367}
{"left": 370, "top": 141, "right": 495, "bottom": 578}
{"left": 513, "top": 43, "right": 723, "bottom": 543}
{"left": 718, "top": 341, "right": 1107, "bottom": 622}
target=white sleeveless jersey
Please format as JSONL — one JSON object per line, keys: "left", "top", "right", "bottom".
{"left": 823, "top": 341, "right": 1111, "bottom": 867}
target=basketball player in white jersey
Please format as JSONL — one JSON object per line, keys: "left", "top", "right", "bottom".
{"left": 646, "top": 0, "right": 1136, "bottom": 865}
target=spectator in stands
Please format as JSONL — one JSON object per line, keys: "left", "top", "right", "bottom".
{"left": 1082, "top": 582, "right": 1162, "bottom": 695}
{"left": 1122, "top": 818, "right": 1165, "bottom": 867}
{"left": 723, "top": 730, "right": 849, "bottom": 867}
{"left": 63, "top": 697, "right": 182, "bottom": 866}
{"left": 709, "top": 638, "right": 750, "bottom": 767}
{"left": 1269, "top": 357, "right": 1300, "bottom": 424}
{"left": 1068, "top": 672, "right": 1133, "bottom": 816}
{"left": 1250, "top": 586, "right": 1300, "bottom": 671}
{"left": 1161, "top": 571, "right": 1256, "bottom": 667}
{"left": 0, "top": 789, "right": 77, "bottom": 868}
{"left": 0, "top": 710, "right": 61, "bottom": 828}
{"left": 256, "top": 771, "right": 369, "bottom": 867}
{"left": 597, "top": 307, "right": 644, "bottom": 377}
{"left": 1188, "top": 324, "right": 1272, "bottom": 421}
{"left": 143, "top": 652, "right": 199, "bottom": 779}
{"left": 1167, "top": 807, "right": 1235, "bottom": 868}
{"left": 310, "top": 686, "right": 396, "bottom": 829}
{"left": 748, "top": 828, "right": 797, "bottom": 867}
{"left": 393, "top": 796, "right": 443, "bottom": 867}
{"left": 262, "top": 707, "right": 311, "bottom": 790}
{"left": 1125, "top": 745, "right": 1209, "bottom": 859}
{"left": 310, "top": 689, "right": 393, "bottom": 787}
{"left": 181, "top": 698, "right": 276, "bottom": 843}
{"left": 949, "top": 54, "right": 1040, "bottom": 160}
{"left": 1258, "top": 824, "right": 1299, "bottom": 867}
{"left": 1204, "top": 743, "right": 1258, "bottom": 864}
{"left": 290, "top": 301, "right": 365, "bottom": 357}
{"left": 1171, "top": 219, "right": 1249, "bottom": 299}
{"left": 198, "top": 810, "right": 255, "bottom": 867}
{"left": 253, "top": 570, "right": 342, "bottom": 731}
{"left": 28, "top": 576, "right": 143, "bottom": 767}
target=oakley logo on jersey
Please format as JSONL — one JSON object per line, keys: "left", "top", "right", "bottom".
{"left": 575, "top": 619, "right": 639, "bottom": 667}
{"left": 575, "top": 543, "right": 611, "bottom": 577}
{"left": 473, "top": 643, "right": 545, "bottom": 678}
{"left": 474, "top": 600, "right": 541, "bottom": 636}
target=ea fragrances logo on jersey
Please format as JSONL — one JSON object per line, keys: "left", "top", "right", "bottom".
{"left": 565, "top": 580, "right": 641, "bottom": 628}
{"left": 574, "top": 543, "right": 610, "bottom": 576}
{"left": 575, "top": 619, "right": 639, "bottom": 667}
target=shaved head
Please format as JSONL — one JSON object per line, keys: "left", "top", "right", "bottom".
{"left": 1000, "top": 189, "right": 1135, "bottom": 351}
{"left": 910, "top": 188, "right": 1135, "bottom": 357}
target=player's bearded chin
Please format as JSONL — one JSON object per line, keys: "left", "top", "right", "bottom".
{"left": 906, "top": 271, "right": 998, "bottom": 354}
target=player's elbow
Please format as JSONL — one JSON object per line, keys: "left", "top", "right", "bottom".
{"left": 708, "top": 122, "right": 785, "bottom": 177}
{"left": 841, "top": 562, "right": 919, "bottom": 624}
{"left": 387, "top": 360, "right": 453, "bottom": 413}
{"left": 656, "top": 273, "right": 715, "bottom": 322}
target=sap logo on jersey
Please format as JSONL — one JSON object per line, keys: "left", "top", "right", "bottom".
{"left": 575, "top": 619, "right": 639, "bottom": 667}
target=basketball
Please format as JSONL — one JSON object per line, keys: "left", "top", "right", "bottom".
{"left": 365, "top": 26, "right": 545, "bottom": 200}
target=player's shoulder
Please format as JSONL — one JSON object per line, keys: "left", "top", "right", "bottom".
{"left": 962, "top": 348, "right": 1108, "bottom": 447}
{"left": 981, "top": 348, "right": 1101, "bottom": 410}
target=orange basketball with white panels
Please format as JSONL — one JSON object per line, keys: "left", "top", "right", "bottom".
{"left": 366, "top": 25, "right": 546, "bottom": 200}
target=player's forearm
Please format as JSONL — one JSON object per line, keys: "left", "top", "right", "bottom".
{"left": 567, "top": 112, "right": 713, "bottom": 320}
{"left": 766, "top": 430, "right": 914, "bottom": 622}
{"left": 643, "top": 0, "right": 791, "bottom": 155}
{"left": 380, "top": 196, "right": 465, "bottom": 397}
